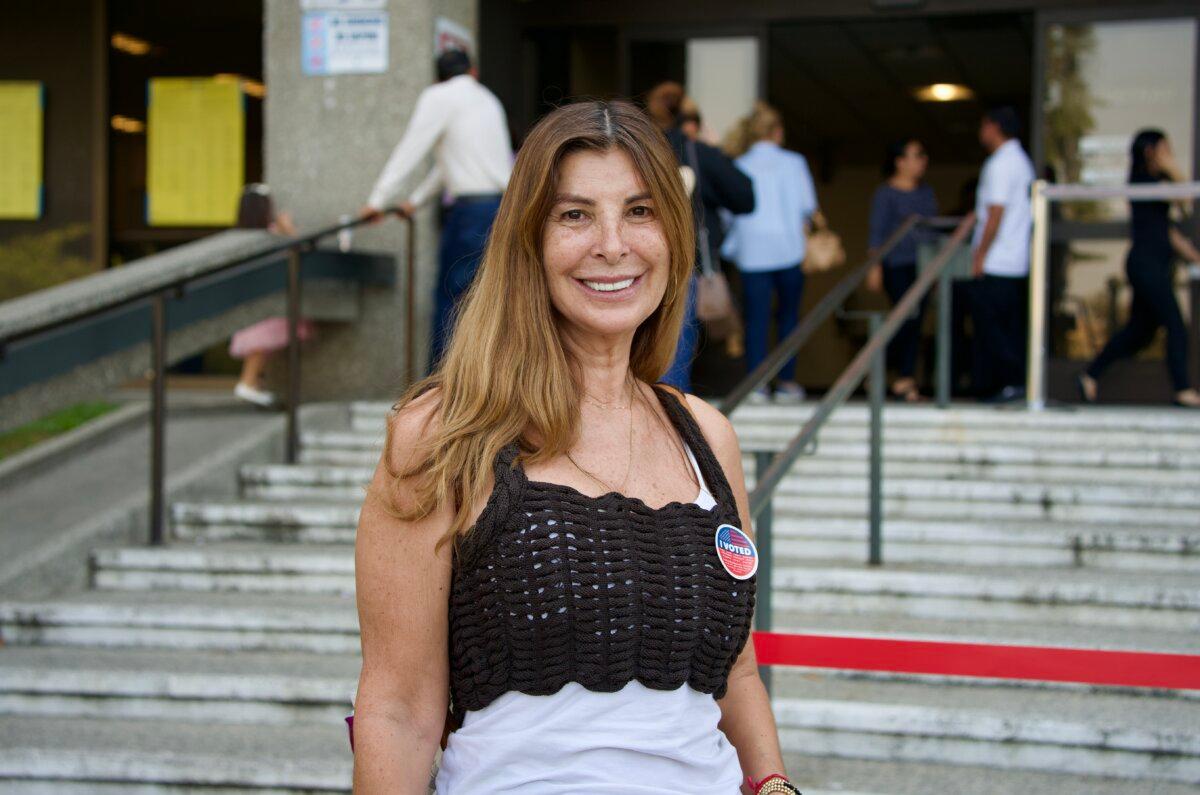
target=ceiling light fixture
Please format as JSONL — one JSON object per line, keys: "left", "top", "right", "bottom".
{"left": 111, "top": 115, "right": 145, "bottom": 134}
{"left": 914, "top": 83, "right": 974, "bottom": 102}
{"left": 111, "top": 32, "right": 151, "bottom": 56}
{"left": 213, "top": 74, "right": 267, "bottom": 98}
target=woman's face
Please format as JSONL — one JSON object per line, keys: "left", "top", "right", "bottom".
{"left": 1148, "top": 137, "right": 1174, "bottom": 174}
{"left": 896, "top": 141, "right": 928, "bottom": 181}
{"left": 541, "top": 147, "right": 670, "bottom": 347}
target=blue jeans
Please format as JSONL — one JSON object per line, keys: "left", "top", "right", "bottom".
{"left": 741, "top": 265, "right": 805, "bottom": 383}
{"left": 429, "top": 196, "right": 502, "bottom": 373}
{"left": 662, "top": 274, "right": 699, "bottom": 393}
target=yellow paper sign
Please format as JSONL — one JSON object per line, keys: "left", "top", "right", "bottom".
{"left": 147, "top": 77, "right": 245, "bottom": 226}
{"left": 0, "top": 82, "right": 44, "bottom": 220}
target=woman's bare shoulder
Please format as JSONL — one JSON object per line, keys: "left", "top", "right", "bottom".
{"left": 382, "top": 386, "right": 443, "bottom": 473}
{"left": 679, "top": 391, "right": 739, "bottom": 458}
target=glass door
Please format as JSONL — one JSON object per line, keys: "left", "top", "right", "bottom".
{"left": 1034, "top": 6, "right": 1199, "bottom": 401}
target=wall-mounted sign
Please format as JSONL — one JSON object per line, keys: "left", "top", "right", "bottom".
{"left": 435, "top": 17, "right": 473, "bottom": 57}
{"left": 146, "top": 77, "right": 244, "bottom": 227}
{"left": 301, "top": 0, "right": 384, "bottom": 8}
{"left": 0, "top": 81, "right": 44, "bottom": 220}
{"left": 303, "top": 10, "right": 389, "bottom": 75}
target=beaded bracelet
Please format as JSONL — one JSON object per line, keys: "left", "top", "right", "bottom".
{"left": 746, "top": 773, "right": 802, "bottom": 794}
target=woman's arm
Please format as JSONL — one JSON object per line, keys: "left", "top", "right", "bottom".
{"left": 1169, "top": 226, "right": 1200, "bottom": 263}
{"left": 352, "top": 390, "right": 455, "bottom": 794}
{"left": 684, "top": 395, "right": 790, "bottom": 794}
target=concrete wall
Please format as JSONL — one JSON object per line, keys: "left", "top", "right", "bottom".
{"left": 264, "top": 0, "right": 478, "bottom": 403}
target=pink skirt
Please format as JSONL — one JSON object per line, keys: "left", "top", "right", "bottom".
{"left": 228, "top": 317, "right": 317, "bottom": 358}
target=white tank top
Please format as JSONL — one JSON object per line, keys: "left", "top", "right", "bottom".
{"left": 434, "top": 443, "right": 745, "bottom": 794}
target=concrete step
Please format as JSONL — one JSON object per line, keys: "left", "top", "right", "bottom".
{"left": 86, "top": 543, "right": 1200, "bottom": 631}
{"left": 0, "top": 646, "right": 357, "bottom": 725}
{"left": 349, "top": 400, "right": 1200, "bottom": 435}
{"left": 310, "top": 421, "right": 1200, "bottom": 456}
{"left": 782, "top": 755, "right": 1200, "bottom": 795}
{"left": 774, "top": 518, "right": 1200, "bottom": 573}
{"left": 0, "top": 589, "right": 359, "bottom": 653}
{"left": 0, "top": 714, "right": 352, "bottom": 791}
{"left": 91, "top": 543, "right": 355, "bottom": 596}
{"left": 302, "top": 437, "right": 1200, "bottom": 472}
{"left": 770, "top": 561, "right": 1200, "bottom": 632}
{"left": 769, "top": 673, "right": 1200, "bottom": 784}
{"left": 171, "top": 500, "right": 1200, "bottom": 572}
{"left": 242, "top": 460, "right": 1200, "bottom": 511}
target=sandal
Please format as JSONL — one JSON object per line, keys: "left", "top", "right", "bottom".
{"left": 889, "top": 379, "right": 922, "bottom": 403}
{"left": 1174, "top": 388, "right": 1200, "bottom": 408}
{"left": 1076, "top": 372, "right": 1098, "bottom": 404}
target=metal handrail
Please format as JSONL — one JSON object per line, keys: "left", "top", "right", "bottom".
{"left": 719, "top": 215, "right": 963, "bottom": 415}
{"left": 0, "top": 213, "right": 399, "bottom": 348}
{"left": 2, "top": 208, "right": 416, "bottom": 545}
{"left": 747, "top": 213, "right": 975, "bottom": 521}
{"left": 742, "top": 213, "right": 975, "bottom": 694}
{"left": 718, "top": 214, "right": 918, "bottom": 414}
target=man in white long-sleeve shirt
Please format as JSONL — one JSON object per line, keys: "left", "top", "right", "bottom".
{"left": 361, "top": 49, "right": 513, "bottom": 370}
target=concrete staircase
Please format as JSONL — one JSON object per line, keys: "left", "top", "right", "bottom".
{"left": 2, "top": 400, "right": 1199, "bottom": 793}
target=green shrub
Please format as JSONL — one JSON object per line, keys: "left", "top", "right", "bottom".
{"left": 0, "top": 223, "right": 96, "bottom": 302}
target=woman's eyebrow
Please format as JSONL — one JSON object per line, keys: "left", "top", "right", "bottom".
{"left": 553, "top": 193, "right": 594, "bottom": 205}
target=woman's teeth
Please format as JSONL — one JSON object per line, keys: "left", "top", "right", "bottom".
{"left": 583, "top": 278, "right": 635, "bottom": 292}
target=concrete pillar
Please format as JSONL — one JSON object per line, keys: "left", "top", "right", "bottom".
{"left": 264, "top": 0, "right": 478, "bottom": 402}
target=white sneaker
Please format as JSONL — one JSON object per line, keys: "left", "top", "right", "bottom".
{"left": 746, "top": 387, "right": 771, "bottom": 405}
{"left": 773, "top": 382, "right": 807, "bottom": 404}
{"left": 234, "top": 381, "right": 277, "bottom": 408}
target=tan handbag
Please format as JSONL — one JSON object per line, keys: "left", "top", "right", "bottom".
{"left": 685, "top": 140, "right": 735, "bottom": 325}
{"left": 803, "top": 210, "right": 846, "bottom": 274}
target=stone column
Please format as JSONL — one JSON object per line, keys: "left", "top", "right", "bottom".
{"left": 264, "top": 0, "right": 478, "bottom": 402}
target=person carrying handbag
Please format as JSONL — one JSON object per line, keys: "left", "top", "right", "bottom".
{"left": 719, "top": 102, "right": 819, "bottom": 404}
{"left": 653, "top": 85, "right": 755, "bottom": 393}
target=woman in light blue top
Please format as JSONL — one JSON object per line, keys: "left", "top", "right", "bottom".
{"left": 721, "top": 102, "right": 818, "bottom": 403}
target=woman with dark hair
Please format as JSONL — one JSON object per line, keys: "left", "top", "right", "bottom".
{"left": 864, "top": 138, "right": 938, "bottom": 402}
{"left": 1078, "top": 130, "right": 1200, "bottom": 407}
{"left": 646, "top": 81, "right": 756, "bottom": 393}
{"left": 351, "top": 100, "right": 798, "bottom": 794}
{"left": 227, "top": 183, "right": 317, "bottom": 407}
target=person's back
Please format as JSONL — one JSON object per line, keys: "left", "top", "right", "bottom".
{"left": 425, "top": 74, "right": 512, "bottom": 193}
{"left": 725, "top": 141, "right": 816, "bottom": 271}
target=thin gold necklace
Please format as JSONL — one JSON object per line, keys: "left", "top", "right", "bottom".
{"left": 567, "top": 376, "right": 636, "bottom": 494}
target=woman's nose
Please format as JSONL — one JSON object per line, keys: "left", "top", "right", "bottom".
{"left": 594, "top": 215, "right": 629, "bottom": 263}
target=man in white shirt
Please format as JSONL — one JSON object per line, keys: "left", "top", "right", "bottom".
{"left": 360, "top": 49, "right": 513, "bottom": 371}
{"left": 968, "top": 106, "right": 1035, "bottom": 402}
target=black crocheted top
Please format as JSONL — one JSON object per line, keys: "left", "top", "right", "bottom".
{"left": 446, "top": 383, "right": 757, "bottom": 726}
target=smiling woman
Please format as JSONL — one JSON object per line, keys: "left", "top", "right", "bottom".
{"left": 350, "top": 100, "right": 796, "bottom": 795}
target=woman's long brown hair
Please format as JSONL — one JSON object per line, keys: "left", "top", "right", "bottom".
{"left": 374, "top": 99, "right": 696, "bottom": 561}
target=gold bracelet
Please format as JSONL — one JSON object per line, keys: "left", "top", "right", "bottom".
{"left": 757, "top": 778, "right": 801, "bottom": 795}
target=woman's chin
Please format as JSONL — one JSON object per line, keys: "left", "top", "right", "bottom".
{"left": 561, "top": 309, "right": 652, "bottom": 342}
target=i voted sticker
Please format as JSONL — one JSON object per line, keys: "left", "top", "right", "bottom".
{"left": 714, "top": 524, "right": 758, "bottom": 580}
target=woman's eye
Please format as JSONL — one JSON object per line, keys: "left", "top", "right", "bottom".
{"left": 630, "top": 205, "right": 654, "bottom": 218}
{"left": 561, "top": 209, "right": 585, "bottom": 221}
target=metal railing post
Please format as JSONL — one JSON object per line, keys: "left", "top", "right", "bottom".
{"left": 405, "top": 217, "right": 417, "bottom": 385}
{"left": 867, "top": 312, "right": 885, "bottom": 565}
{"left": 149, "top": 292, "right": 167, "bottom": 546}
{"left": 754, "top": 450, "right": 774, "bottom": 696}
{"left": 1188, "top": 264, "right": 1200, "bottom": 389}
{"left": 935, "top": 261, "right": 952, "bottom": 408}
{"left": 1027, "top": 179, "right": 1049, "bottom": 410}
{"left": 285, "top": 245, "right": 302, "bottom": 464}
